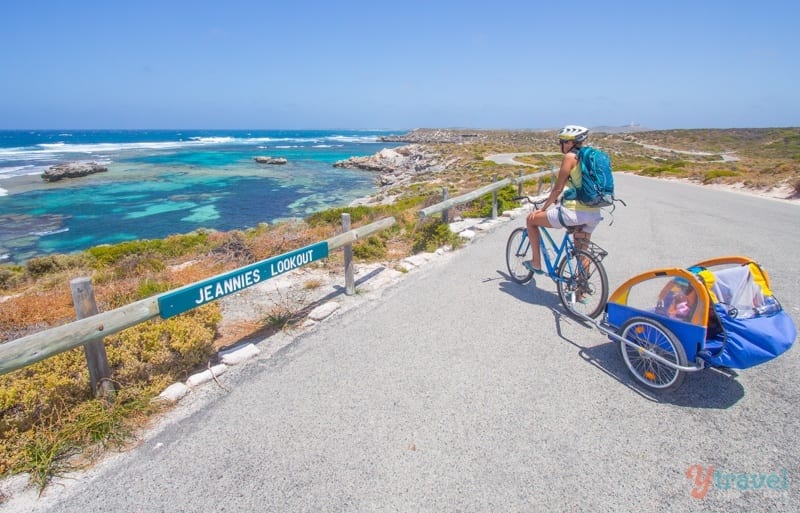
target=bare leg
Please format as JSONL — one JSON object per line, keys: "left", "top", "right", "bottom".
{"left": 525, "top": 210, "right": 554, "bottom": 271}
{"left": 573, "top": 230, "right": 590, "bottom": 253}
{"left": 572, "top": 230, "right": 591, "bottom": 302}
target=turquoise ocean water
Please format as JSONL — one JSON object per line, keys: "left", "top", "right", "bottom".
{"left": 0, "top": 130, "right": 404, "bottom": 263}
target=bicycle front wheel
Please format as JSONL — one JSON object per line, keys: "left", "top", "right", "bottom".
{"left": 556, "top": 249, "right": 609, "bottom": 319}
{"left": 506, "top": 227, "right": 533, "bottom": 284}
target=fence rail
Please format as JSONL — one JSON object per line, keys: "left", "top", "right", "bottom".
{"left": 418, "top": 168, "right": 555, "bottom": 218}
{"left": 0, "top": 216, "right": 396, "bottom": 378}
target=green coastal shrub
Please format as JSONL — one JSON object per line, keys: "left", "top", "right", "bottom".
{"left": 114, "top": 254, "right": 167, "bottom": 279}
{"left": 24, "top": 254, "right": 82, "bottom": 277}
{"left": 0, "top": 303, "right": 221, "bottom": 489}
{"left": 412, "top": 220, "right": 462, "bottom": 253}
{"left": 353, "top": 236, "right": 388, "bottom": 260}
{"left": 5, "top": 386, "right": 161, "bottom": 492}
{"left": 639, "top": 163, "right": 688, "bottom": 177}
{"left": 207, "top": 231, "right": 255, "bottom": 264}
{"left": 0, "top": 264, "right": 26, "bottom": 291}
{"left": 459, "top": 185, "right": 519, "bottom": 218}
{"left": 86, "top": 232, "right": 209, "bottom": 268}
{"left": 385, "top": 194, "right": 426, "bottom": 213}
{"left": 702, "top": 169, "right": 740, "bottom": 183}
{"left": 306, "top": 206, "right": 372, "bottom": 227}
{"left": 136, "top": 278, "right": 172, "bottom": 298}
{"left": 764, "top": 131, "right": 800, "bottom": 159}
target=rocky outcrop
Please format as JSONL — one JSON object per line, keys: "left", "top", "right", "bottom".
{"left": 333, "top": 144, "right": 450, "bottom": 187}
{"left": 41, "top": 162, "right": 108, "bottom": 182}
{"left": 379, "top": 128, "right": 555, "bottom": 148}
{"left": 379, "top": 129, "right": 488, "bottom": 144}
{"left": 254, "top": 156, "right": 287, "bottom": 164}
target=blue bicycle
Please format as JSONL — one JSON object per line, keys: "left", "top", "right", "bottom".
{"left": 505, "top": 197, "right": 609, "bottom": 319}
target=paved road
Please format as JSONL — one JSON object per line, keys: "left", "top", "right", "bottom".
{"left": 485, "top": 152, "right": 559, "bottom": 166}
{"left": 17, "top": 174, "right": 800, "bottom": 512}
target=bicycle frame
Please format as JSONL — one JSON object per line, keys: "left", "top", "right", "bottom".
{"left": 507, "top": 219, "right": 609, "bottom": 319}
{"left": 537, "top": 226, "right": 573, "bottom": 278}
{"left": 514, "top": 226, "right": 575, "bottom": 285}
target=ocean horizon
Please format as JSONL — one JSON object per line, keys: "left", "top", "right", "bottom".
{"left": 0, "top": 129, "right": 406, "bottom": 263}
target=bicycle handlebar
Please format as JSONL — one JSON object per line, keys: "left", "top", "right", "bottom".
{"left": 512, "top": 195, "right": 547, "bottom": 209}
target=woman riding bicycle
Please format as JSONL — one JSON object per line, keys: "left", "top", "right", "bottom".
{"left": 524, "top": 125, "right": 603, "bottom": 274}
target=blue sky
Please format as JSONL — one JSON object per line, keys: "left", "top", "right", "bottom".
{"left": 1, "top": 0, "right": 798, "bottom": 130}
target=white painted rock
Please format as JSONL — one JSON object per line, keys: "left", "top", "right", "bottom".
{"left": 308, "top": 301, "right": 340, "bottom": 321}
{"left": 219, "top": 343, "right": 260, "bottom": 365}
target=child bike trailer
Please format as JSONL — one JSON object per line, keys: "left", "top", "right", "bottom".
{"left": 603, "top": 256, "right": 796, "bottom": 391}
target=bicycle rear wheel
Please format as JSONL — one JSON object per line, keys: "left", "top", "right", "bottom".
{"left": 619, "top": 316, "right": 687, "bottom": 391}
{"left": 556, "top": 249, "right": 608, "bottom": 319}
{"left": 506, "top": 227, "right": 533, "bottom": 284}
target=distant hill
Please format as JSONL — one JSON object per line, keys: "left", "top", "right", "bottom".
{"left": 592, "top": 124, "right": 650, "bottom": 134}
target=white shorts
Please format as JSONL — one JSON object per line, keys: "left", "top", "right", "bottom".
{"left": 546, "top": 206, "right": 603, "bottom": 233}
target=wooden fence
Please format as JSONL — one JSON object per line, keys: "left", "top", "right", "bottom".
{"left": 418, "top": 167, "right": 555, "bottom": 219}
{"left": 0, "top": 216, "right": 395, "bottom": 386}
{"left": 0, "top": 164, "right": 555, "bottom": 393}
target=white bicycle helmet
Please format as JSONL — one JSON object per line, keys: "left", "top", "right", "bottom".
{"left": 557, "top": 125, "right": 590, "bottom": 143}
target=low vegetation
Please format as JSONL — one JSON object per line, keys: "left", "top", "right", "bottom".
{"left": 1, "top": 127, "right": 798, "bottom": 494}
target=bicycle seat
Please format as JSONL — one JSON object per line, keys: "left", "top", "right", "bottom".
{"left": 566, "top": 224, "right": 587, "bottom": 234}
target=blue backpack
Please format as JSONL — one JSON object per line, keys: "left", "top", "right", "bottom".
{"left": 563, "top": 146, "right": 615, "bottom": 207}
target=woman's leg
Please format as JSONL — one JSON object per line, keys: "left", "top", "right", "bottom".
{"left": 525, "top": 210, "right": 554, "bottom": 270}
{"left": 571, "top": 230, "right": 592, "bottom": 302}
{"left": 573, "top": 230, "right": 591, "bottom": 253}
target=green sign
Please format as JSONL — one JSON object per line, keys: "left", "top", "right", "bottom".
{"left": 158, "top": 241, "right": 329, "bottom": 318}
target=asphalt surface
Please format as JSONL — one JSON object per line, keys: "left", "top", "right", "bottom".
{"left": 12, "top": 174, "right": 800, "bottom": 513}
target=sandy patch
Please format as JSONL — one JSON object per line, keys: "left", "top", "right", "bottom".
{"left": 628, "top": 173, "right": 799, "bottom": 205}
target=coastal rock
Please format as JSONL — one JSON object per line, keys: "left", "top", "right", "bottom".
{"left": 42, "top": 162, "right": 108, "bottom": 182}
{"left": 333, "top": 144, "right": 448, "bottom": 187}
{"left": 254, "top": 156, "right": 287, "bottom": 164}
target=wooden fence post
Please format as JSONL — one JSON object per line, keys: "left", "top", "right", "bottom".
{"left": 517, "top": 169, "right": 523, "bottom": 197}
{"left": 441, "top": 188, "right": 449, "bottom": 224}
{"left": 342, "top": 213, "right": 355, "bottom": 296}
{"left": 537, "top": 167, "right": 553, "bottom": 195}
{"left": 491, "top": 174, "right": 498, "bottom": 219}
{"left": 70, "top": 277, "right": 115, "bottom": 399}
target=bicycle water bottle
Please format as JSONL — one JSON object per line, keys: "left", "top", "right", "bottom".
{"left": 755, "top": 297, "right": 780, "bottom": 316}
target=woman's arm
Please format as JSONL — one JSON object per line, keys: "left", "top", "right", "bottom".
{"left": 540, "top": 152, "right": 577, "bottom": 210}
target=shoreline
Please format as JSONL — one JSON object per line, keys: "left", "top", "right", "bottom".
{"left": 2, "top": 133, "right": 797, "bottom": 265}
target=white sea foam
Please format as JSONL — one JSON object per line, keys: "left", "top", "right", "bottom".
{"left": 327, "top": 134, "right": 380, "bottom": 143}
{"left": 37, "top": 141, "right": 187, "bottom": 153}
{"left": 1, "top": 134, "right": 383, "bottom": 163}
{"left": 0, "top": 165, "right": 45, "bottom": 178}
{"left": 0, "top": 186, "right": 7, "bottom": 197}
{"left": 188, "top": 136, "right": 236, "bottom": 144}
{"left": 30, "top": 228, "right": 69, "bottom": 237}
{"left": 0, "top": 147, "right": 55, "bottom": 159}
{"left": 0, "top": 133, "right": 393, "bottom": 181}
